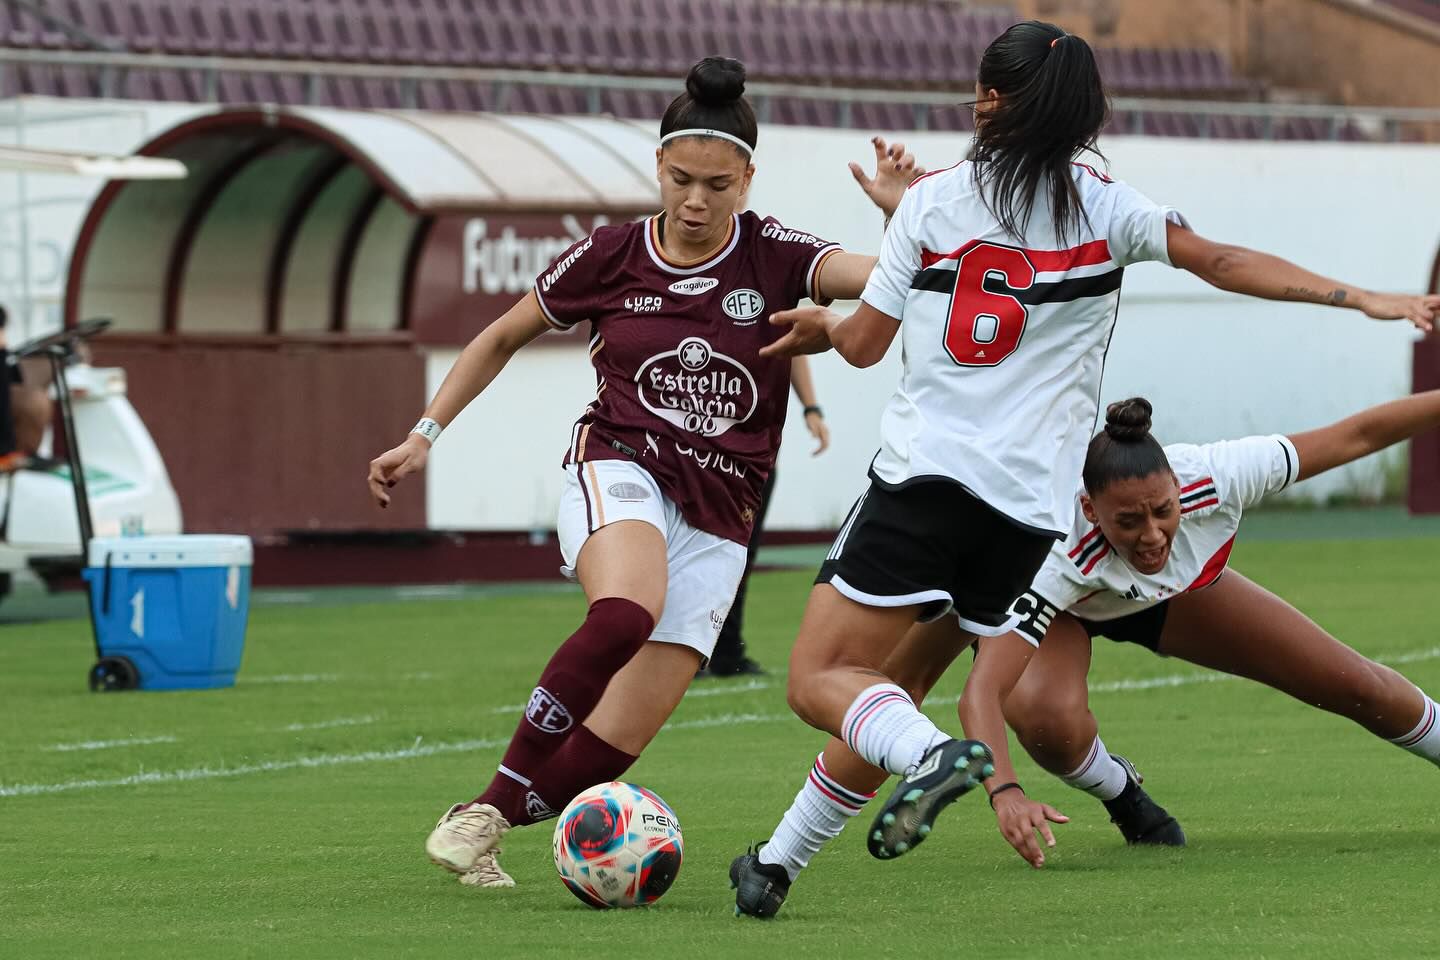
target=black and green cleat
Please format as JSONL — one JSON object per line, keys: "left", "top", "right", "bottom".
{"left": 867, "top": 738, "right": 994, "bottom": 860}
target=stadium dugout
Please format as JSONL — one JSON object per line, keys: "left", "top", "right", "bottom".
{"left": 64, "top": 105, "right": 656, "bottom": 580}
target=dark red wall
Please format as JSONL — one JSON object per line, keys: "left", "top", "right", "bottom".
{"left": 91, "top": 340, "right": 426, "bottom": 537}
{"left": 1410, "top": 246, "right": 1440, "bottom": 514}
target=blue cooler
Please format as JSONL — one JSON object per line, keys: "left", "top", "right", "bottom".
{"left": 83, "top": 535, "right": 253, "bottom": 691}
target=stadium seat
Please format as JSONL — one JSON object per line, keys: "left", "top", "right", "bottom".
{"left": 851, "top": 100, "right": 920, "bottom": 132}
{"left": 0, "top": 0, "right": 1380, "bottom": 142}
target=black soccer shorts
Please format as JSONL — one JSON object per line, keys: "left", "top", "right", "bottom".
{"left": 1076, "top": 599, "right": 1174, "bottom": 652}
{"left": 816, "top": 477, "right": 1055, "bottom": 634}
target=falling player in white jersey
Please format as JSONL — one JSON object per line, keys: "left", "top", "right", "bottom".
{"left": 971, "top": 392, "right": 1440, "bottom": 862}
{"left": 733, "top": 19, "right": 1440, "bottom": 915}
{"left": 733, "top": 390, "right": 1440, "bottom": 899}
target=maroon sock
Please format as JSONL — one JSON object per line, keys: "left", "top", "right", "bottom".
{"left": 528, "top": 724, "right": 640, "bottom": 821}
{"left": 473, "top": 597, "right": 653, "bottom": 822}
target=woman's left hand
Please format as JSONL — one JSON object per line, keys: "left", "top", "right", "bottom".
{"left": 804, "top": 409, "right": 830, "bottom": 455}
{"left": 849, "top": 136, "right": 925, "bottom": 220}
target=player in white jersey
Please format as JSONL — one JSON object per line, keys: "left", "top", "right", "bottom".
{"left": 733, "top": 390, "right": 1440, "bottom": 897}
{"left": 973, "top": 392, "right": 1440, "bottom": 862}
{"left": 733, "top": 19, "right": 1440, "bottom": 915}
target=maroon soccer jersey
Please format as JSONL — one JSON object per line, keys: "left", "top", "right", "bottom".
{"left": 534, "top": 211, "right": 842, "bottom": 544}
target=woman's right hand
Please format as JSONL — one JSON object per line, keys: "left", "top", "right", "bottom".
{"left": 991, "top": 790, "right": 1068, "bottom": 869}
{"left": 367, "top": 434, "right": 431, "bottom": 508}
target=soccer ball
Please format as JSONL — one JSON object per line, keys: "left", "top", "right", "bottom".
{"left": 552, "top": 781, "right": 684, "bottom": 909}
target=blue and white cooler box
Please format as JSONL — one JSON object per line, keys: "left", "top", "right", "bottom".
{"left": 83, "top": 535, "right": 254, "bottom": 690}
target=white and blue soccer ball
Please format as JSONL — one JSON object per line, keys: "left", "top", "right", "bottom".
{"left": 552, "top": 781, "right": 684, "bottom": 908}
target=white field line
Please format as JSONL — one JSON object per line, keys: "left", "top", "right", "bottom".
{"left": 278, "top": 715, "right": 378, "bottom": 733}
{"left": 393, "top": 585, "right": 468, "bottom": 599}
{"left": 245, "top": 671, "right": 443, "bottom": 685}
{"left": 1084, "top": 643, "right": 1440, "bottom": 695}
{"left": 17, "top": 646, "right": 1439, "bottom": 800}
{"left": 43, "top": 735, "right": 178, "bottom": 753}
{"left": 0, "top": 713, "right": 786, "bottom": 799}
{"left": 488, "top": 678, "right": 773, "bottom": 715}
{"left": 252, "top": 591, "right": 316, "bottom": 605}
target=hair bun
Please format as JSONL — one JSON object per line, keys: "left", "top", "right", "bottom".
{"left": 686, "top": 57, "right": 746, "bottom": 107}
{"left": 1104, "top": 397, "right": 1153, "bottom": 443}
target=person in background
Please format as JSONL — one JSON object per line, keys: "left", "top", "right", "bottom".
{"left": 702, "top": 355, "right": 831, "bottom": 677}
{"left": 0, "top": 305, "right": 24, "bottom": 473}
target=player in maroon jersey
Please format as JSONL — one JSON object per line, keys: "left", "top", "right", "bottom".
{"left": 366, "top": 57, "right": 921, "bottom": 889}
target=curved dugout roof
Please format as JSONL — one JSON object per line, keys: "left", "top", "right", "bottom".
{"left": 65, "top": 105, "right": 660, "bottom": 338}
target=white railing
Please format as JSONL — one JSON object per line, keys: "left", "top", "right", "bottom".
{"left": 1, "top": 47, "right": 1438, "bottom": 140}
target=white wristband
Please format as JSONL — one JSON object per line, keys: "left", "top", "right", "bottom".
{"left": 410, "top": 417, "right": 442, "bottom": 444}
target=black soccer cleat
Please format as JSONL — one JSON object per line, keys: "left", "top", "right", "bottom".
{"left": 1102, "top": 755, "right": 1186, "bottom": 847}
{"left": 867, "top": 738, "right": 994, "bottom": 860}
{"left": 730, "top": 846, "right": 791, "bottom": 919}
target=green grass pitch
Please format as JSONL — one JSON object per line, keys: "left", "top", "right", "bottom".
{"left": 2, "top": 533, "right": 1438, "bottom": 959}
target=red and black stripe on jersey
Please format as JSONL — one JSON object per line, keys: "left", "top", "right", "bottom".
{"left": 1179, "top": 477, "right": 1219, "bottom": 514}
{"left": 1068, "top": 525, "right": 1110, "bottom": 574}
{"left": 911, "top": 238, "right": 1122, "bottom": 304}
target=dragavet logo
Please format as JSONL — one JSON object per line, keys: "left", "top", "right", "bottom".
{"left": 668, "top": 276, "right": 719, "bottom": 296}
{"left": 722, "top": 289, "right": 765, "bottom": 324}
{"left": 525, "top": 686, "right": 574, "bottom": 733}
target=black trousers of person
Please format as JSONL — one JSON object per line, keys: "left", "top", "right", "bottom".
{"left": 0, "top": 350, "right": 17, "bottom": 456}
{"left": 711, "top": 468, "right": 778, "bottom": 671}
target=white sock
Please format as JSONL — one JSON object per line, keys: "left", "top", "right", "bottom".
{"left": 1061, "top": 736, "right": 1130, "bottom": 802}
{"left": 1390, "top": 696, "right": 1440, "bottom": 766}
{"left": 758, "top": 753, "right": 877, "bottom": 881}
{"left": 841, "top": 683, "right": 948, "bottom": 777}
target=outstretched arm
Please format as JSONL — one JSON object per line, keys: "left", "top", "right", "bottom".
{"left": 759, "top": 302, "right": 899, "bottom": 368}
{"left": 810, "top": 137, "right": 926, "bottom": 303}
{"left": 767, "top": 136, "right": 925, "bottom": 366}
{"left": 1290, "top": 389, "right": 1440, "bottom": 482}
{"left": 367, "top": 292, "right": 550, "bottom": 506}
{"left": 1167, "top": 223, "right": 1439, "bottom": 331}
{"left": 958, "top": 633, "right": 1068, "bottom": 869}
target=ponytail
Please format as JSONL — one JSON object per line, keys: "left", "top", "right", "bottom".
{"left": 971, "top": 21, "right": 1110, "bottom": 242}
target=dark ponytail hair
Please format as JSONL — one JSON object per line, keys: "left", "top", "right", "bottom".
{"left": 1082, "top": 398, "right": 1172, "bottom": 495}
{"left": 660, "top": 57, "right": 758, "bottom": 156}
{"left": 972, "top": 21, "right": 1109, "bottom": 242}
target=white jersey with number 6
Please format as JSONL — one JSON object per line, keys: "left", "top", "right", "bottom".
{"left": 861, "top": 161, "right": 1187, "bottom": 537}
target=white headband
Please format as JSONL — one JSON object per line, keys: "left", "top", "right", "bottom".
{"left": 659, "top": 128, "right": 754, "bottom": 156}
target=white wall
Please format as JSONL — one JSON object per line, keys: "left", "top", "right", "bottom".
{"left": 0, "top": 97, "right": 204, "bottom": 343}
{"left": 2, "top": 98, "right": 1433, "bottom": 527}
{"left": 427, "top": 129, "right": 1440, "bottom": 529}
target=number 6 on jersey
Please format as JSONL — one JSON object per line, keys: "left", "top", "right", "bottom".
{"left": 943, "top": 241, "right": 1035, "bottom": 367}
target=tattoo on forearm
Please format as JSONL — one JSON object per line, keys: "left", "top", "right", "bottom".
{"left": 1282, "top": 286, "right": 1348, "bottom": 306}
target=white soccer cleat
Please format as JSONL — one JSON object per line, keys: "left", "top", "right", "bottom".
{"left": 426, "top": 802, "right": 511, "bottom": 874}
{"left": 458, "top": 849, "right": 516, "bottom": 889}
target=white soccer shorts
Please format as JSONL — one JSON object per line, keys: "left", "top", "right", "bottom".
{"left": 557, "top": 460, "right": 747, "bottom": 660}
